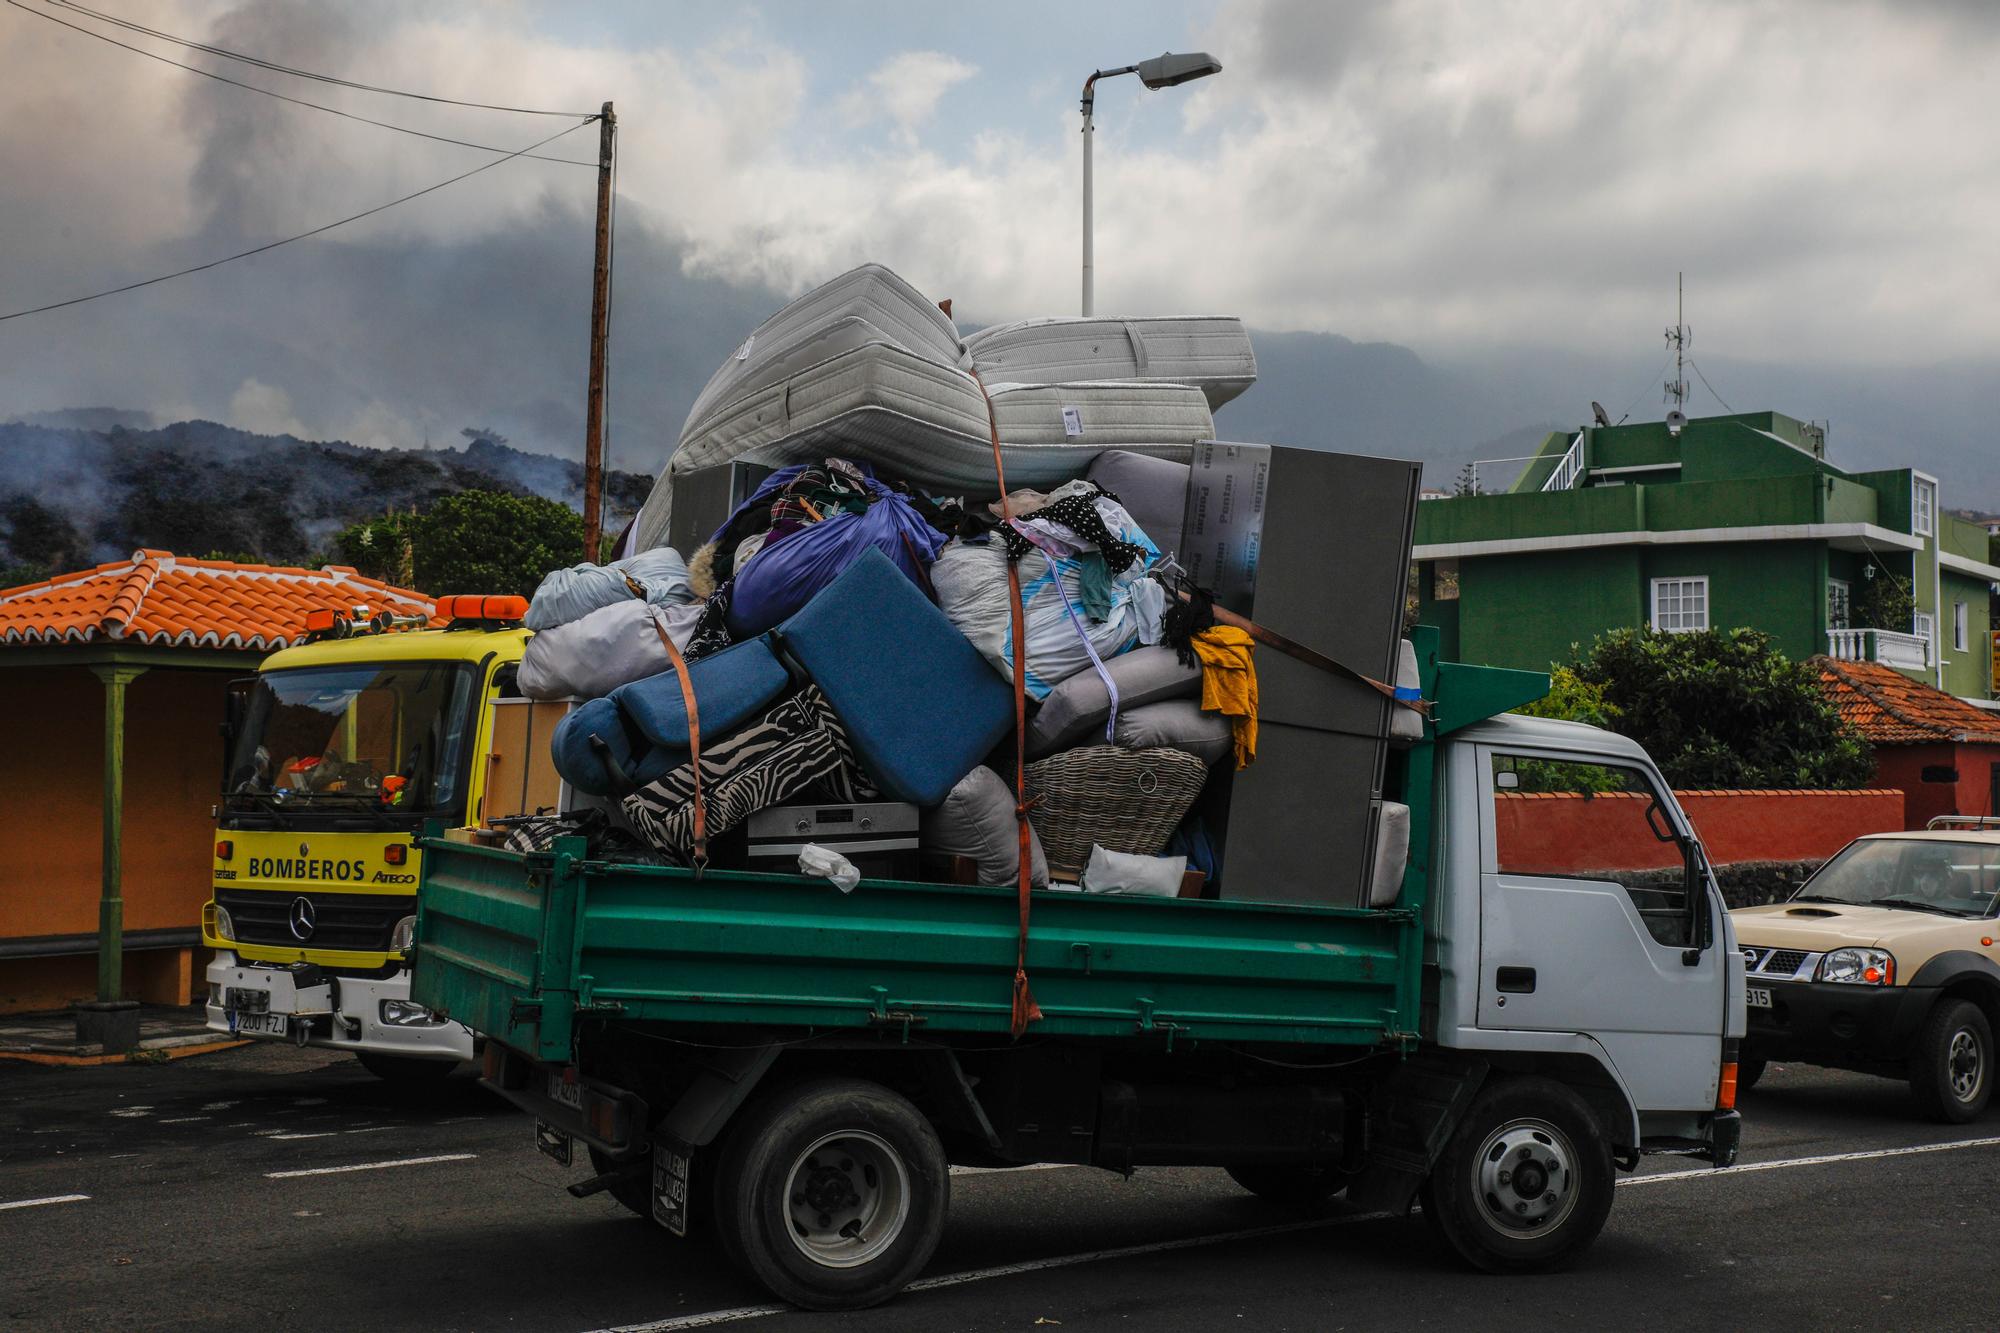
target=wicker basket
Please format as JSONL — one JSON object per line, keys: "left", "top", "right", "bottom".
{"left": 1024, "top": 745, "right": 1209, "bottom": 877}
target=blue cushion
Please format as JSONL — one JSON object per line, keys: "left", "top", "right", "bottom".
{"left": 776, "top": 548, "right": 1016, "bottom": 806}
{"left": 612, "top": 636, "right": 791, "bottom": 751}
{"left": 551, "top": 697, "right": 653, "bottom": 797}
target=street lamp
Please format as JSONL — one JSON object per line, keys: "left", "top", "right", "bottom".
{"left": 1080, "top": 51, "right": 1222, "bottom": 316}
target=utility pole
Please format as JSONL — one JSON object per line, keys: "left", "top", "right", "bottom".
{"left": 581, "top": 101, "right": 616, "bottom": 561}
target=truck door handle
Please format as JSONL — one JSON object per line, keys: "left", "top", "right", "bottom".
{"left": 1496, "top": 966, "right": 1536, "bottom": 994}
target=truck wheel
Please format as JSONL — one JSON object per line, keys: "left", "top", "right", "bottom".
{"left": 1424, "top": 1077, "right": 1614, "bottom": 1274}
{"left": 586, "top": 1146, "right": 654, "bottom": 1219}
{"left": 356, "top": 1052, "right": 457, "bottom": 1083}
{"left": 1737, "top": 1057, "right": 1767, "bottom": 1093}
{"left": 1910, "top": 999, "right": 1993, "bottom": 1124}
{"left": 1226, "top": 1164, "right": 1349, "bottom": 1210}
{"left": 711, "top": 1078, "right": 947, "bottom": 1311}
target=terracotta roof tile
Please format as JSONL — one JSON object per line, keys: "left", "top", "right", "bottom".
{"left": 1812, "top": 655, "right": 2000, "bottom": 746}
{"left": 0, "top": 551, "right": 439, "bottom": 653}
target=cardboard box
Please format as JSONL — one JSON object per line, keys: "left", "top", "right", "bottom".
{"left": 484, "top": 697, "right": 575, "bottom": 824}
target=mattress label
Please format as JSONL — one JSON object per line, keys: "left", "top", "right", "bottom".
{"left": 1061, "top": 406, "right": 1083, "bottom": 437}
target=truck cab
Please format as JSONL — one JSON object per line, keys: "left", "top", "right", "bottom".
{"left": 203, "top": 597, "right": 530, "bottom": 1080}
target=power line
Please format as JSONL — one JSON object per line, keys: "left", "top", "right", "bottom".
{"left": 0, "top": 117, "right": 595, "bottom": 325}
{"left": 43, "top": 0, "right": 593, "bottom": 117}
{"left": 1687, "top": 358, "right": 1736, "bottom": 414}
{"left": 5, "top": 0, "right": 595, "bottom": 166}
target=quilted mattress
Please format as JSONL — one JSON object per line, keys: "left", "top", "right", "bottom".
{"left": 963, "top": 316, "right": 1257, "bottom": 409}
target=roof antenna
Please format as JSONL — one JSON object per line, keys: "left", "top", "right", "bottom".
{"left": 1664, "top": 271, "right": 1690, "bottom": 436}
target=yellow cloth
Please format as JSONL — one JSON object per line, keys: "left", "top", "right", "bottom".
{"left": 1190, "top": 626, "right": 1258, "bottom": 769}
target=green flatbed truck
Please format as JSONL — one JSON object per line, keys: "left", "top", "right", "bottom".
{"left": 411, "top": 630, "right": 1746, "bottom": 1310}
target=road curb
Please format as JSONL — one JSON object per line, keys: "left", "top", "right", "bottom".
{"left": 0, "top": 1036, "right": 251, "bottom": 1067}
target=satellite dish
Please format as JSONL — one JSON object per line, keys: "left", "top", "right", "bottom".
{"left": 1665, "top": 410, "right": 1687, "bottom": 437}
{"left": 1591, "top": 401, "right": 1611, "bottom": 427}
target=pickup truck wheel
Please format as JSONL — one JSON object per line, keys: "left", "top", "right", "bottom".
{"left": 712, "top": 1078, "right": 948, "bottom": 1311}
{"left": 1425, "top": 1077, "right": 1614, "bottom": 1274}
{"left": 356, "top": 1052, "right": 456, "bottom": 1083}
{"left": 586, "top": 1146, "right": 655, "bottom": 1219}
{"left": 1910, "top": 999, "right": 1993, "bottom": 1124}
{"left": 1226, "top": 1164, "right": 1349, "bottom": 1210}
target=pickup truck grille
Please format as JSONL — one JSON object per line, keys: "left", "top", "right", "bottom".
{"left": 218, "top": 889, "right": 411, "bottom": 953}
{"left": 1744, "top": 947, "right": 1815, "bottom": 980}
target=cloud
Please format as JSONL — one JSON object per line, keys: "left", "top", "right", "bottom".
{"left": 836, "top": 51, "right": 979, "bottom": 144}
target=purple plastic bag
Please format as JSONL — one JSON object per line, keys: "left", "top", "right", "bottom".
{"left": 724, "top": 478, "right": 946, "bottom": 636}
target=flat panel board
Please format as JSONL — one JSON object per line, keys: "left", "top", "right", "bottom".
{"left": 665, "top": 463, "right": 771, "bottom": 554}
{"left": 486, "top": 699, "right": 572, "bottom": 823}
{"left": 1220, "top": 722, "right": 1383, "bottom": 904}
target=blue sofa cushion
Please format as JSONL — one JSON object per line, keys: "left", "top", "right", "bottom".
{"left": 612, "top": 635, "right": 791, "bottom": 752}
{"left": 775, "top": 548, "right": 1016, "bottom": 806}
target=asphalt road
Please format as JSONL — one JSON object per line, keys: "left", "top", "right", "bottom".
{"left": 3, "top": 1045, "right": 1997, "bottom": 1332}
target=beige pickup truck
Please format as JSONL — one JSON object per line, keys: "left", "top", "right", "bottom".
{"left": 1730, "top": 822, "right": 2000, "bottom": 1122}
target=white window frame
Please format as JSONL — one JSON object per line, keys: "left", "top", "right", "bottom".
{"left": 1827, "top": 578, "right": 1851, "bottom": 631}
{"left": 1915, "top": 610, "right": 1935, "bottom": 647}
{"left": 1650, "top": 576, "right": 1710, "bottom": 633}
{"left": 1953, "top": 601, "right": 1968, "bottom": 652}
{"left": 1913, "top": 476, "right": 1936, "bottom": 537}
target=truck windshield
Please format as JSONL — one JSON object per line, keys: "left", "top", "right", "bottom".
{"left": 224, "top": 662, "right": 477, "bottom": 816}
{"left": 1795, "top": 839, "right": 2000, "bottom": 918}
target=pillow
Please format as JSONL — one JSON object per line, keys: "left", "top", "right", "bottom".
{"left": 920, "top": 765, "right": 1050, "bottom": 888}
{"left": 1086, "top": 450, "right": 1190, "bottom": 558}
{"left": 1024, "top": 645, "right": 1203, "bottom": 757}
{"left": 1111, "top": 699, "right": 1233, "bottom": 766}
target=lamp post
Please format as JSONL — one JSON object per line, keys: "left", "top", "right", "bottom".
{"left": 1080, "top": 50, "right": 1221, "bottom": 316}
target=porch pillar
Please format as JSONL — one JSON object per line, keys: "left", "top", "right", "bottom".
{"left": 77, "top": 664, "right": 147, "bottom": 1049}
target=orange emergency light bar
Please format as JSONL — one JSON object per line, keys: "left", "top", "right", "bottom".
{"left": 438, "top": 594, "right": 528, "bottom": 625}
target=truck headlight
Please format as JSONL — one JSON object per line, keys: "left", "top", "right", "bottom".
{"left": 391, "top": 915, "right": 417, "bottom": 953}
{"left": 207, "top": 902, "right": 235, "bottom": 944}
{"left": 380, "top": 999, "right": 438, "bottom": 1026}
{"left": 1819, "top": 947, "right": 1894, "bottom": 985}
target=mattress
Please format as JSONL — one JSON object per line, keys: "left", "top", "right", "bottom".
{"left": 964, "top": 316, "right": 1258, "bottom": 409}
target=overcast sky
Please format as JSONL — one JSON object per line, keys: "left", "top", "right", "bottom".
{"left": 2, "top": 0, "right": 1996, "bottom": 473}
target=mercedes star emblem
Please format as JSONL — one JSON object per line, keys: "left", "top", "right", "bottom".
{"left": 288, "top": 896, "right": 317, "bottom": 942}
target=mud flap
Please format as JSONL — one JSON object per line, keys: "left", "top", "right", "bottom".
{"left": 1346, "top": 1053, "right": 1488, "bottom": 1213}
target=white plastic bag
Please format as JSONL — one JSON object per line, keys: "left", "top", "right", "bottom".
{"left": 798, "top": 843, "right": 861, "bottom": 894}
{"left": 518, "top": 601, "right": 703, "bottom": 701}
{"left": 1080, "top": 845, "right": 1187, "bottom": 898}
{"left": 524, "top": 547, "right": 695, "bottom": 631}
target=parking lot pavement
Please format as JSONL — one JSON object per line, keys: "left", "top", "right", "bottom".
{"left": 4, "top": 1047, "right": 1998, "bottom": 1332}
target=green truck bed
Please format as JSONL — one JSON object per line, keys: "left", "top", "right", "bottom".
{"left": 410, "top": 632, "right": 1545, "bottom": 1065}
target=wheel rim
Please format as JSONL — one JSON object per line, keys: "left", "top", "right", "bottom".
{"left": 1949, "top": 1027, "right": 1985, "bottom": 1104}
{"left": 782, "top": 1130, "right": 910, "bottom": 1269}
{"left": 1469, "top": 1117, "right": 1580, "bottom": 1239}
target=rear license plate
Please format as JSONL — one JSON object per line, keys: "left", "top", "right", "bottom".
{"left": 1746, "top": 986, "right": 1772, "bottom": 1009}
{"left": 546, "top": 1070, "right": 583, "bottom": 1111}
{"left": 535, "top": 1120, "right": 573, "bottom": 1167}
{"left": 652, "top": 1144, "right": 691, "bottom": 1237}
{"left": 231, "top": 1010, "right": 288, "bottom": 1036}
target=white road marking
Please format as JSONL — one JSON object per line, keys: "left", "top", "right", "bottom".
{"left": 107, "top": 1108, "right": 152, "bottom": 1119}
{"left": 588, "top": 1133, "right": 2000, "bottom": 1333}
{"left": 1619, "top": 1134, "right": 2000, "bottom": 1186}
{"left": 269, "top": 1132, "right": 339, "bottom": 1141}
{"left": 949, "top": 1162, "right": 1078, "bottom": 1177}
{"left": 343, "top": 1126, "right": 396, "bottom": 1135}
{"left": 201, "top": 1101, "right": 239, "bottom": 1111}
{"left": 158, "top": 1117, "right": 211, "bottom": 1125}
{"left": 265, "top": 1153, "right": 476, "bottom": 1179}
{"left": 0, "top": 1194, "right": 90, "bottom": 1212}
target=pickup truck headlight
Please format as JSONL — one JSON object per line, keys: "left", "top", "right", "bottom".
{"left": 1819, "top": 947, "right": 1894, "bottom": 985}
{"left": 391, "top": 915, "right": 417, "bottom": 953}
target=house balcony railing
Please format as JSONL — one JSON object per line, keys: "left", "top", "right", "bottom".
{"left": 1540, "top": 433, "right": 1585, "bottom": 492}
{"left": 1827, "top": 628, "right": 1931, "bottom": 671}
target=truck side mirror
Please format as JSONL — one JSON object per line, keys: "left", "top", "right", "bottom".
{"left": 1495, "top": 770, "right": 1520, "bottom": 790}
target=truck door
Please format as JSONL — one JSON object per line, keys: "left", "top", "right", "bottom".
{"left": 1476, "top": 749, "right": 1722, "bottom": 1112}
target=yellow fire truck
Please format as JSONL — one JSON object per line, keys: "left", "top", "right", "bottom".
{"left": 202, "top": 595, "right": 533, "bottom": 1080}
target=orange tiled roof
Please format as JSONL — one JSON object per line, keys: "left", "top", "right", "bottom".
{"left": 0, "top": 550, "right": 436, "bottom": 653}
{"left": 1812, "top": 655, "right": 2000, "bottom": 746}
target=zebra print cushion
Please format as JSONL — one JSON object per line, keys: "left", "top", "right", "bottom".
{"left": 621, "top": 685, "right": 876, "bottom": 864}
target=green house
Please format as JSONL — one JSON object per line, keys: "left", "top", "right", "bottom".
{"left": 1413, "top": 411, "right": 2000, "bottom": 702}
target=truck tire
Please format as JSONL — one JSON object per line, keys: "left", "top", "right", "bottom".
{"left": 586, "top": 1146, "right": 655, "bottom": 1219}
{"left": 1737, "top": 1057, "right": 1767, "bottom": 1093}
{"left": 1424, "top": 1076, "right": 1614, "bottom": 1274}
{"left": 1225, "top": 1164, "right": 1349, "bottom": 1210}
{"left": 356, "top": 1052, "right": 457, "bottom": 1083}
{"left": 710, "top": 1077, "right": 948, "bottom": 1311}
{"left": 1909, "top": 999, "right": 1992, "bottom": 1124}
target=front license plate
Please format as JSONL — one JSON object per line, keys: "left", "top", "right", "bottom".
{"left": 546, "top": 1070, "right": 583, "bottom": 1111}
{"left": 652, "top": 1144, "right": 691, "bottom": 1237}
{"left": 232, "top": 1010, "right": 289, "bottom": 1037}
{"left": 1746, "top": 986, "right": 1772, "bottom": 1009}
{"left": 535, "top": 1120, "right": 573, "bottom": 1167}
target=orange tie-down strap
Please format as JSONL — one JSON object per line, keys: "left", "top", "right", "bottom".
{"left": 1169, "top": 587, "right": 1431, "bottom": 720}
{"left": 969, "top": 367, "right": 1043, "bottom": 1037}
{"left": 650, "top": 612, "right": 708, "bottom": 874}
